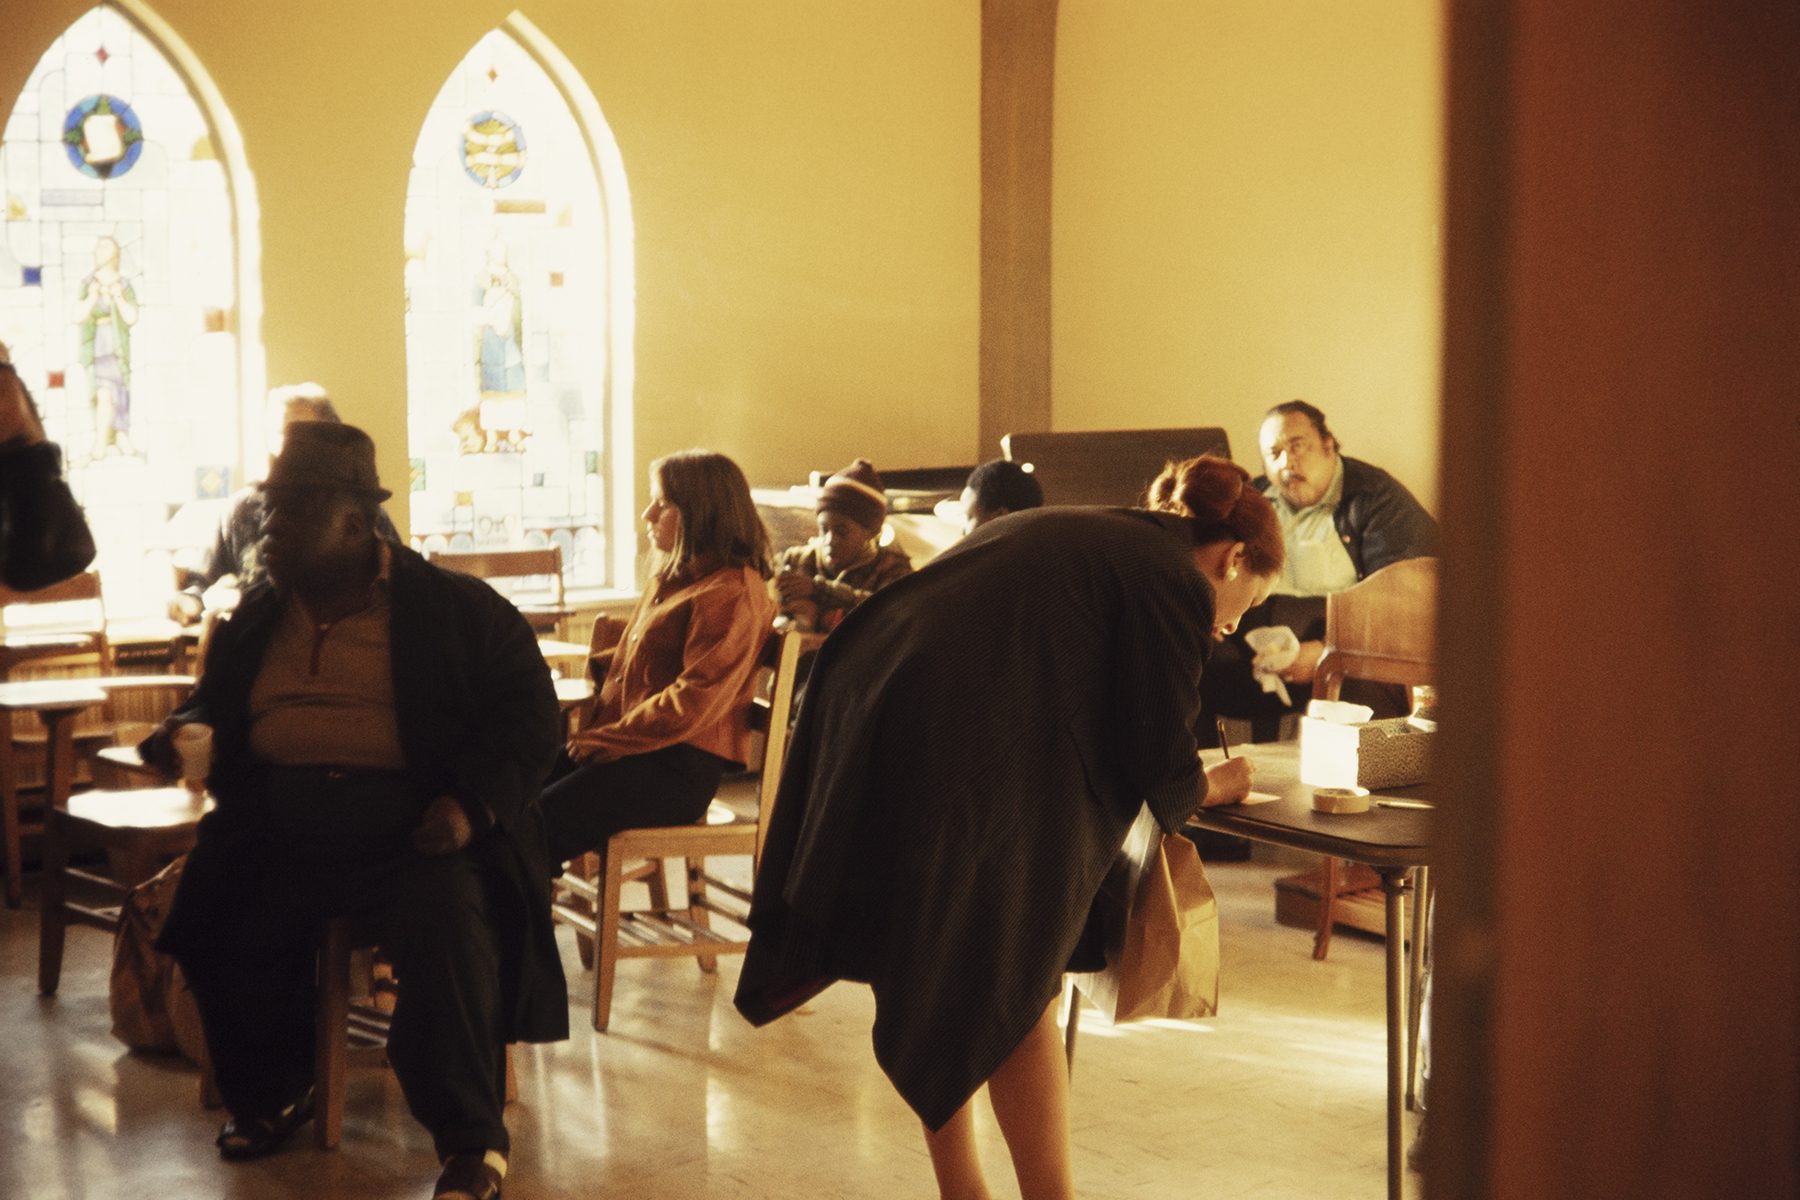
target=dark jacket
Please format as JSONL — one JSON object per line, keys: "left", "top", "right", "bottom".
{"left": 157, "top": 544, "right": 568, "bottom": 1043}
{"left": 1253, "top": 454, "right": 1437, "bottom": 582}
{"left": 0, "top": 438, "right": 96, "bottom": 592}
{"left": 736, "top": 507, "right": 1215, "bottom": 1129}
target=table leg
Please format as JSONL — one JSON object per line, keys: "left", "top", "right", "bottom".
{"left": 0, "top": 711, "right": 19, "bottom": 908}
{"left": 42, "top": 710, "right": 78, "bottom": 811}
{"left": 1406, "top": 866, "right": 1430, "bottom": 1111}
{"left": 36, "top": 709, "right": 83, "bottom": 995}
{"left": 1379, "top": 867, "right": 1410, "bottom": 1200}
{"left": 1314, "top": 855, "right": 1338, "bottom": 960}
{"left": 37, "top": 805, "right": 68, "bottom": 995}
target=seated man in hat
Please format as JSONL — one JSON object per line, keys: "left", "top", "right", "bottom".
{"left": 141, "top": 422, "right": 565, "bottom": 1200}
{"left": 166, "top": 383, "right": 399, "bottom": 625}
{"left": 775, "top": 457, "right": 913, "bottom": 634}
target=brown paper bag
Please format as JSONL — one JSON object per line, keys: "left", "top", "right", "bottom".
{"left": 1073, "top": 808, "right": 1220, "bottom": 1023}
{"left": 110, "top": 855, "right": 208, "bottom": 1066}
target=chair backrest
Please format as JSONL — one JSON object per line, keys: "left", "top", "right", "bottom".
{"left": 0, "top": 569, "right": 110, "bottom": 673}
{"left": 428, "top": 547, "right": 564, "bottom": 606}
{"left": 1314, "top": 557, "right": 1437, "bottom": 700}
{"left": 1000, "top": 427, "right": 1232, "bottom": 507}
{"left": 750, "top": 629, "right": 806, "bottom": 865}
{"left": 586, "top": 611, "right": 627, "bottom": 659}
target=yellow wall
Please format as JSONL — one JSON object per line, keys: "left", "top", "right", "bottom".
{"left": 1, "top": 0, "right": 980, "bottom": 537}
{"left": 6, "top": 0, "right": 1443, "bottom": 528}
{"left": 1053, "top": 0, "right": 1443, "bottom": 508}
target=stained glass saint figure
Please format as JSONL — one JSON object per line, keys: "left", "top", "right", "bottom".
{"left": 75, "top": 235, "right": 141, "bottom": 457}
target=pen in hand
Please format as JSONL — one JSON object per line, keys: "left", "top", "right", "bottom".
{"left": 1215, "top": 717, "right": 1232, "bottom": 759}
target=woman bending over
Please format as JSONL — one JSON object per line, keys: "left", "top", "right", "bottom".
{"left": 737, "top": 454, "right": 1285, "bottom": 1200}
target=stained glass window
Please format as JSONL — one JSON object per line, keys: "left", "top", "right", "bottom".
{"left": 0, "top": 4, "right": 253, "bottom": 616}
{"left": 405, "top": 29, "right": 626, "bottom": 590}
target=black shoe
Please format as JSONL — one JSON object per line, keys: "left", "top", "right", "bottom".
{"left": 215, "top": 1087, "right": 316, "bottom": 1161}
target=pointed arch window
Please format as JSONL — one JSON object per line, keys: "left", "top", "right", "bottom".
{"left": 0, "top": 1, "right": 262, "bottom": 614}
{"left": 404, "top": 18, "right": 634, "bottom": 590}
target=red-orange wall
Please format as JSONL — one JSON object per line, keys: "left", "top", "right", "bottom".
{"left": 1434, "top": 2, "right": 1800, "bottom": 1195}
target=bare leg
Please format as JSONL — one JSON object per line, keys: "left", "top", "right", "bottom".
{"left": 987, "top": 999, "right": 1075, "bottom": 1200}
{"left": 924, "top": 1095, "right": 994, "bottom": 1200}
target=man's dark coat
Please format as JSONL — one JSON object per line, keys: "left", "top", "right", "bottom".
{"left": 736, "top": 507, "right": 1216, "bottom": 1129}
{"left": 157, "top": 544, "right": 568, "bottom": 1044}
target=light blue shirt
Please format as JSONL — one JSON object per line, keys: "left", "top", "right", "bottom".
{"left": 1265, "top": 458, "right": 1358, "bottom": 597}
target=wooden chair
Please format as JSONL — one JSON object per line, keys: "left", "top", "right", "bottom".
{"left": 554, "top": 613, "right": 672, "bottom": 964}
{"left": 1, "top": 572, "right": 118, "bottom": 837}
{"left": 1, "top": 668, "right": 194, "bottom": 908}
{"left": 38, "top": 784, "right": 211, "bottom": 994}
{"left": 312, "top": 917, "right": 516, "bottom": 1148}
{"left": 551, "top": 628, "right": 805, "bottom": 1031}
{"left": 0, "top": 573, "right": 131, "bottom": 903}
{"left": 428, "top": 547, "right": 568, "bottom": 635}
{"left": 1289, "top": 557, "right": 1436, "bottom": 960}
{"left": 0, "top": 570, "right": 111, "bottom": 679}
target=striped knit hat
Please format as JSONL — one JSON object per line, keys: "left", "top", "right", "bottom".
{"left": 817, "top": 458, "right": 888, "bottom": 531}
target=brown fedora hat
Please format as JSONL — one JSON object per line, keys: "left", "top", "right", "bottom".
{"left": 259, "top": 421, "right": 392, "bottom": 501}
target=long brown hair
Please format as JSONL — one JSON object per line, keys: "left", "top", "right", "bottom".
{"left": 651, "top": 450, "right": 773, "bottom": 582}
{"left": 1145, "top": 454, "right": 1285, "bottom": 576}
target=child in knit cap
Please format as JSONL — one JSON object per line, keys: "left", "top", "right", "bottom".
{"left": 775, "top": 458, "right": 913, "bottom": 633}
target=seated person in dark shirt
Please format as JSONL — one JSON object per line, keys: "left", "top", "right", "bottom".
{"left": 168, "top": 383, "right": 398, "bottom": 624}
{"left": 774, "top": 458, "right": 912, "bottom": 633}
{"left": 954, "top": 458, "right": 1044, "bottom": 537}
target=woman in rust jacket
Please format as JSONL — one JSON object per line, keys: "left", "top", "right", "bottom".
{"left": 540, "top": 450, "right": 776, "bottom": 867}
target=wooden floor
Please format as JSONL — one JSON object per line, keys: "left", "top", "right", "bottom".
{"left": 0, "top": 845, "right": 1420, "bottom": 1199}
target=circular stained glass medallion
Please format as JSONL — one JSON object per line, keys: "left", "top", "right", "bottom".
{"left": 461, "top": 110, "right": 527, "bottom": 189}
{"left": 62, "top": 94, "right": 144, "bottom": 180}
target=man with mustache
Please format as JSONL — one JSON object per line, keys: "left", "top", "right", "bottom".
{"left": 1200, "top": 399, "right": 1437, "bottom": 747}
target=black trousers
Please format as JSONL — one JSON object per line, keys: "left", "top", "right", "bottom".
{"left": 538, "top": 743, "right": 727, "bottom": 869}
{"left": 172, "top": 767, "right": 507, "bottom": 1159}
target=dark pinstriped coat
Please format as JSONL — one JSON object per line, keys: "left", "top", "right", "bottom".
{"left": 735, "top": 507, "right": 1215, "bottom": 1129}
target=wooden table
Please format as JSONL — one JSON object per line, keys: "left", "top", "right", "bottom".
{"left": 1188, "top": 741, "right": 1430, "bottom": 1200}
{"left": 0, "top": 680, "right": 109, "bottom": 907}
{"left": 555, "top": 676, "right": 595, "bottom": 712}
